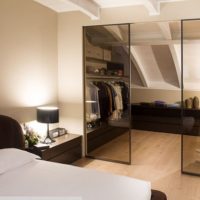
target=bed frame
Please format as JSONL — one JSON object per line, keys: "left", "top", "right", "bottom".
{"left": 0, "top": 115, "right": 167, "bottom": 200}
{"left": 0, "top": 115, "right": 24, "bottom": 149}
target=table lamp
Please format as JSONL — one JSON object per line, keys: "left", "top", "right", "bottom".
{"left": 37, "top": 106, "right": 59, "bottom": 144}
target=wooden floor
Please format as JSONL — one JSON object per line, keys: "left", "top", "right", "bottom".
{"left": 75, "top": 130, "right": 200, "bottom": 200}
{"left": 88, "top": 131, "right": 130, "bottom": 162}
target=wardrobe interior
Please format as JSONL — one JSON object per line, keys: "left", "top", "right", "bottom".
{"left": 83, "top": 19, "right": 200, "bottom": 175}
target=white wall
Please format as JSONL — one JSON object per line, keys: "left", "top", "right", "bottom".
{"left": 58, "top": 0, "right": 200, "bottom": 134}
{"left": 0, "top": 0, "right": 58, "bottom": 122}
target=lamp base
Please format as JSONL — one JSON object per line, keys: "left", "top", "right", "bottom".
{"left": 43, "top": 135, "right": 55, "bottom": 144}
{"left": 43, "top": 123, "right": 55, "bottom": 144}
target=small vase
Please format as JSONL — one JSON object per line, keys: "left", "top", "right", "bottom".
{"left": 193, "top": 96, "right": 199, "bottom": 109}
{"left": 185, "top": 98, "right": 193, "bottom": 109}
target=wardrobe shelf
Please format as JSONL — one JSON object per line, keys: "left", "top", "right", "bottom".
{"left": 86, "top": 74, "right": 129, "bottom": 80}
{"left": 86, "top": 57, "right": 107, "bottom": 63}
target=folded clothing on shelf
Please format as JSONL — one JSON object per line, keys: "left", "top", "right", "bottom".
{"left": 154, "top": 101, "right": 167, "bottom": 107}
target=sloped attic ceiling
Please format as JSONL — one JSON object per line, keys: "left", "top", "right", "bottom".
{"left": 130, "top": 20, "right": 200, "bottom": 91}
{"left": 86, "top": 20, "right": 200, "bottom": 91}
{"left": 129, "top": 21, "right": 181, "bottom": 90}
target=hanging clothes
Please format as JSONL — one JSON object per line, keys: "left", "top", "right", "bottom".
{"left": 104, "top": 83, "right": 116, "bottom": 113}
{"left": 118, "top": 81, "right": 129, "bottom": 111}
{"left": 86, "top": 82, "right": 101, "bottom": 122}
{"left": 93, "top": 82, "right": 111, "bottom": 120}
{"left": 86, "top": 80, "right": 129, "bottom": 122}
{"left": 107, "top": 82, "right": 122, "bottom": 120}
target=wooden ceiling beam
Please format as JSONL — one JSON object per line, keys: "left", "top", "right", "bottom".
{"left": 144, "top": 0, "right": 160, "bottom": 15}
{"left": 130, "top": 47, "right": 150, "bottom": 87}
{"left": 144, "top": 0, "right": 186, "bottom": 16}
{"left": 158, "top": 22, "right": 181, "bottom": 88}
{"left": 68, "top": 0, "right": 100, "bottom": 20}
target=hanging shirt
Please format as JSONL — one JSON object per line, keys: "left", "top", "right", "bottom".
{"left": 110, "top": 83, "right": 123, "bottom": 111}
{"left": 86, "top": 82, "right": 101, "bottom": 120}
{"left": 118, "top": 81, "right": 129, "bottom": 111}
{"left": 93, "top": 82, "right": 111, "bottom": 120}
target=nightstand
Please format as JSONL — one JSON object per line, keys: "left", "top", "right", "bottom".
{"left": 28, "top": 133, "right": 82, "bottom": 164}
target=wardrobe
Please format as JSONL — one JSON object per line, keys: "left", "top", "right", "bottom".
{"left": 83, "top": 19, "right": 200, "bottom": 176}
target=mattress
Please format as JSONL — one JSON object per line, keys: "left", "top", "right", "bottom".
{"left": 0, "top": 159, "right": 151, "bottom": 200}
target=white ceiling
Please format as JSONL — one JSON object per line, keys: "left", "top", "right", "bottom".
{"left": 34, "top": 0, "right": 187, "bottom": 19}
{"left": 95, "top": 0, "right": 142, "bottom": 8}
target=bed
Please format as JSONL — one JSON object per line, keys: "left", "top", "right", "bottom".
{"left": 0, "top": 115, "right": 167, "bottom": 200}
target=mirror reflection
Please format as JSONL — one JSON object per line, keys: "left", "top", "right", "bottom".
{"left": 84, "top": 21, "right": 183, "bottom": 165}
{"left": 84, "top": 19, "right": 200, "bottom": 174}
{"left": 182, "top": 19, "right": 200, "bottom": 175}
{"left": 131, "top": 21, "right": 182, "bottom": 168}
{"left": 84, "top": 24, "right": 131, "bottom": 163}
{"left": 131, "top": 21, "right": 181, "bottom": 132}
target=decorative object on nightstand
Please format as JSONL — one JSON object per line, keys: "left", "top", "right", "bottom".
{"left": 28, "top": 134, "right": 82, "bottom": 164}
{"left": 58, "top": 128, "right": 67, "bottom": 136}
{"left": 23, "top": 123, "right": 40, "bottom": 148}
{"left": 37, "top": 106, "right": 59, "bottom": 144}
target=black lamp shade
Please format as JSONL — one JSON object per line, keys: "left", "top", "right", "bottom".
{"left": 37, "top": 107, "right": 59, "bottom": 124}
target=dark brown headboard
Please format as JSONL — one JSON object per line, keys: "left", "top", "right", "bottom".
{"left": 0, "top": 115, "right": 25, "bottom": 149}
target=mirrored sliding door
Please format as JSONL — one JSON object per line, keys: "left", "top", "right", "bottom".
{"left": 130, "top": 21, "right": 182, "bottom": 162}
{"left": 83, "top": 24, "right": 131, "bottom": 164}
{"left": 182, "top": 19, "right": 200, "bottom": 175}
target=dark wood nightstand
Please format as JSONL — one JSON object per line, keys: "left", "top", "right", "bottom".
{"left": 28, "top": 133, "right": 82, "bottom": 164}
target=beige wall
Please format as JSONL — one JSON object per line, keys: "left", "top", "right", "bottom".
{"left": 132, "top": 88, "right": 200, "bottom": 104}
{"left": 131, "top": 88, "right": 181, "bottom": 104}
{"left": 0, "top": 0, "right": 58, "bottom": 122}
{"left": 1, "top": 0, "right": 200, "bottom": 132}
{"left": 58, "top": 0, "right": 200, "bottom": 134}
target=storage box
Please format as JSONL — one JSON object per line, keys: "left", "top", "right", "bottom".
{"left": 103, "top": 49, "right": 111, "bottom": 61}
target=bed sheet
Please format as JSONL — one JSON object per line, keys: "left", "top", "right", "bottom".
{"left": 0, "top": 160, "right": 151, "bottom": 200}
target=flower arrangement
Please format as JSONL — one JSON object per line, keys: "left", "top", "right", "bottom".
{"left": 23, "top": 124, "right": 40, "bottom": 147}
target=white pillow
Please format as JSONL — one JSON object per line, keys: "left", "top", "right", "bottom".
{"left": 0, "top": 148, "right": 39, "bottom": 174}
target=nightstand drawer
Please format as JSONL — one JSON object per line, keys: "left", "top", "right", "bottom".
{"left": 48, "top": 145, "right": 82, "bottom": 164}
{"left": 42, "top": 136, "right": 81, "bottom": 161}
{"left": 29, "top": 134, "right": 82, "bottom": 164}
